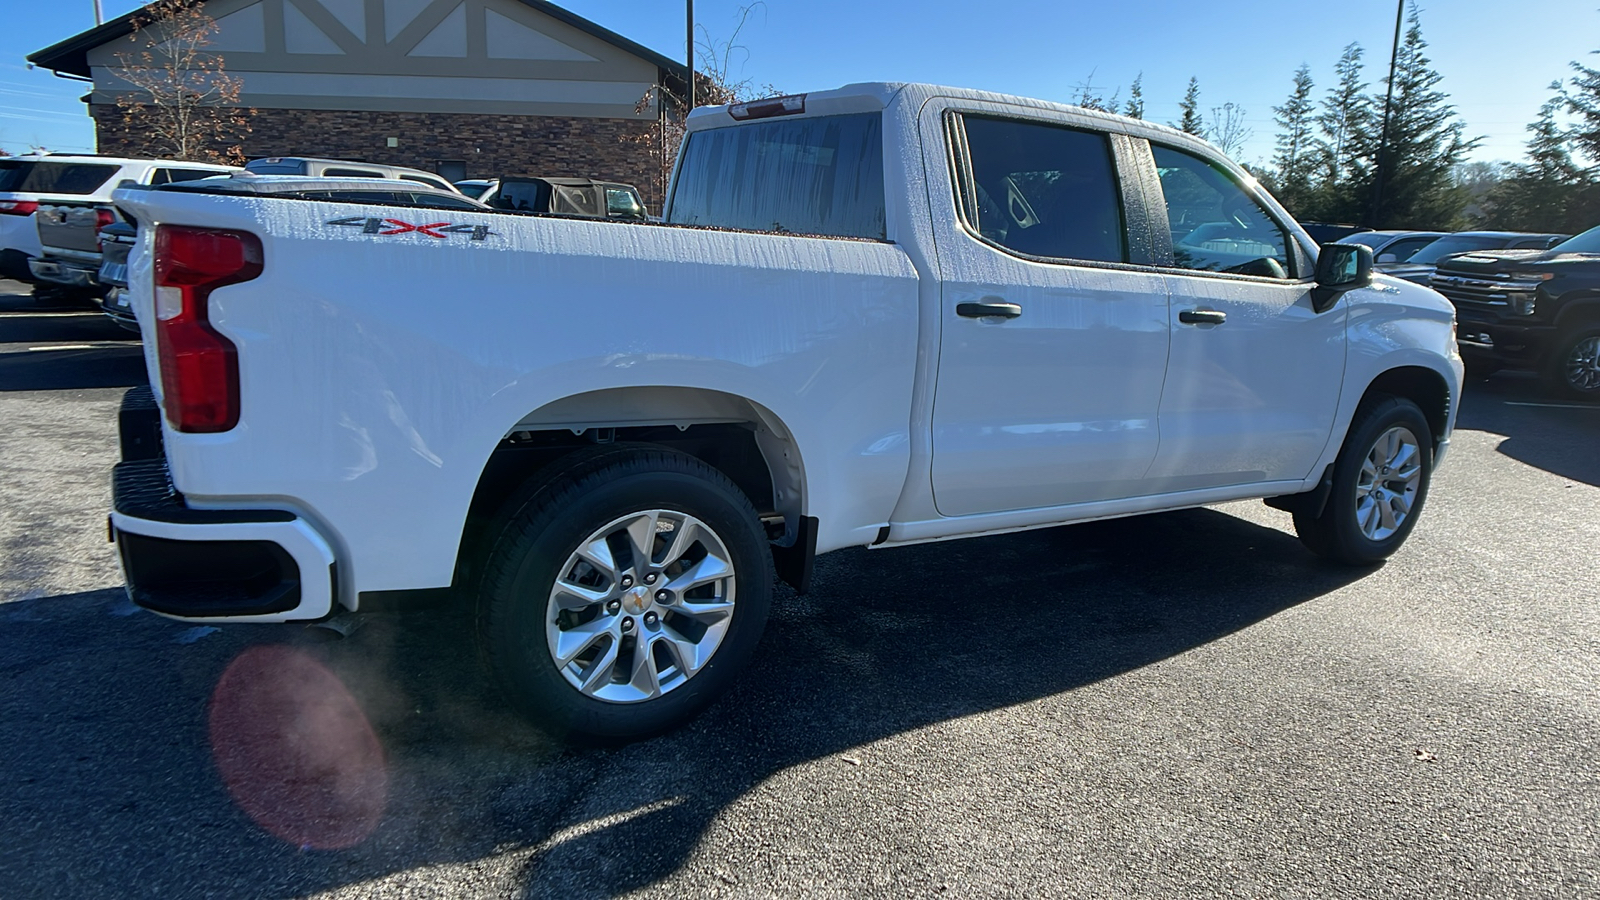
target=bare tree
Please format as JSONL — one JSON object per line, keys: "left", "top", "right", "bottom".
{"left": 629, "top": 3, "right": 773, "bottom": 206}
{"left": 1207, "top": 102, "right": 1252, "bottom": 157}
{"left": 110, "top": 0, "right": 253, "bottom": 163}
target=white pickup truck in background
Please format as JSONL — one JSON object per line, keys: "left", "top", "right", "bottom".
{"left": 109, "top": 82, "right": 1462, "bottom": 741}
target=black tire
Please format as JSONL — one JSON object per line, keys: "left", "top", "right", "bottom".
{"left": 478, "top": 445, "right": 772, "bottom": 743}
{"left": 1293, "top": 396, "right": 1434, "bottom": 565}
{"left": 1543, "top": 325, "right": 1600, "bottom": 400}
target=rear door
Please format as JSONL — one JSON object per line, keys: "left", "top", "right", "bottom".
{"left": 924, "top": 102, "right": 1172, "bottom": 516}
{"left": 1139, "top": 141, "right": 1344, "bottom": 492}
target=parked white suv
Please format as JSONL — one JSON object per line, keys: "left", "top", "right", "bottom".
{"left": 0, "top": 154, "right": 237, "bottom": 288}
{"left": 109, "top": 82, "right": 1463, "bottom": 741}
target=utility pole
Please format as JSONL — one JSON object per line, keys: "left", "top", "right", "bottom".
{"left": 1368, "top": 0, "right": 1405, "bottom": 227}
{"left": 686, "top": 0, "right": 695, "bottom": 112}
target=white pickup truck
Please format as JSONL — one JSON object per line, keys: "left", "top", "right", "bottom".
{"left": 110, "top": 83, "right": 1463, "bottom": 741}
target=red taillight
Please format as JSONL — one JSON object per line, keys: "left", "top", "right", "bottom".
{"left": 94, "top": 208, "right": 115, "bottom": 252}
{"left": 0, "top": 200, "right": 39, "bottom": 216}
{"left": 153, "top": 225, "right": 262, "bottom": 433}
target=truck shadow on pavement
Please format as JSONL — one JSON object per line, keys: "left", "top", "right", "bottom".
{"left": 1457, "top": 371, "right": 1600, "bottom": 488}
{"left": 0, "top": 509, "right": 1369, "bottom": 898}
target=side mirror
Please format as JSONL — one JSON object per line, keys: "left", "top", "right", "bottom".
{"left": 1311, "top": 242, "right": 1373, "bottom": 313}
{"left": 1376, "top": 252, "right": 1397, "bottom": 263}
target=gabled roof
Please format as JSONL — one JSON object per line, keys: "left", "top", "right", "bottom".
{"left": 28, "top": 0, "right": 689, "bottom": 81}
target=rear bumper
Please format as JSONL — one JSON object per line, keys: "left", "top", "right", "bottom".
{"left": 111, "top": 387, "right": 339, "bottom": 622}
{"left": 27, "top": 256, "right": 98, "bottom": 288}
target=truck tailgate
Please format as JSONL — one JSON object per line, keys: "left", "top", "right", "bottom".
{"left": 36, "top": 203, "right": 104, "bottom": 256}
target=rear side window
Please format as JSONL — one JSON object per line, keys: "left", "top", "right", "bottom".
{"left": 668, "top": 113, "right": 886, "bottom": 239}
{"left": 492, "top": 180, "right": 549, "bottom": 212}
{"left": 0, "top": 162, "right": 118, "bottom": 195}
{"left": 152, "top": 168, "right": 227, "bottom": 185}
{"left": 550, "top": 185, "right": 599, "bottom": 216}
{"left": 957, "top": 116, "right": 1126, "bottom": 263}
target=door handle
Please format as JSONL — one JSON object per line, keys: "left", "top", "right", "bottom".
{"left": 957, "top": 300, "right": 1022, "bottom": 319}
{"left": 1178, "top": 308, "right": 1227, "bottom": 325}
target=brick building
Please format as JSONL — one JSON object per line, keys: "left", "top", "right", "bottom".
{"left": 28, "top": 0, "right": 690, "bottom": 207}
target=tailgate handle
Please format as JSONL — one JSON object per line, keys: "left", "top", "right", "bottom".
{"left": 1178, "top": 308, "right": 1227, "bottom": 325}
{"left": 957, "top": 300, "right": 1022, "bottom": 319}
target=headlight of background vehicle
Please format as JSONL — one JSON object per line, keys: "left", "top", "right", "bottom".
{"left": 1506, "top": 273, "right": 1553, "bottom": 316}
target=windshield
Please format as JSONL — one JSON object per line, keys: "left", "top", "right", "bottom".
{"left": 455, "top": 181, "right": 491, "bottom": 199}
{"left": 1549, "top": 225, "right": 1600, "bottom": 254}
{"left": 1408, "top": 235, "right": 1511, "bottom": 265}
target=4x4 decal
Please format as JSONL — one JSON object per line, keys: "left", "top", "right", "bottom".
{"left": 328, "top": 216, "right": 496, "bottom": 241}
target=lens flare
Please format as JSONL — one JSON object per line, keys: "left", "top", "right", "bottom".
{"left": 208, "top": 645, "right": 387, "bottom": 849}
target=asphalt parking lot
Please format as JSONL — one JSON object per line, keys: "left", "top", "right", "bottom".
{"left": 1, "top": 277, "right": 1596, "bottom": 899}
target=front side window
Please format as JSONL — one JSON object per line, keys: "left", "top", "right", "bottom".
{"left": 668, "top": 113, "right": 885, "bottom": 239}
{"left": 606, "top": 187, "right": 645, "bottom": 219}
{"left": 957, "top": 115, "right": 1126, "bottom": 263}
{"left": 1152, "top": 145, "right": 1291, "bottom": 279}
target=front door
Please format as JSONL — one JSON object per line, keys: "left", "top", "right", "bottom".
{"left": 1140, "top": 143, "right": 1345, "bottom": 492}
{"left": 927, "top": 108, "right": 1172, "bottom": 517}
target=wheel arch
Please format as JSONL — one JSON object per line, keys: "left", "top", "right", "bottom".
{"left": 1359, "top": 365, "right": 1452, "bottom": 448}
{"left": 453, "top": 386, "right": 809, "bottom": 592}
{"left": 1553, "top": 293, "right": 1600, "bottom": 329}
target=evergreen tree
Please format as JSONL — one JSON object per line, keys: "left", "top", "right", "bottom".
{"left": 1309, "top": 42, "right": 1373, "bottom": 221}
{"left": 1270, "top": 65, "right": 1317, "bottom": 215}
{"left": 1567, "top": 56, "right": 1600, "bottom": 167}
{"left": 1175, "top": 78, "right": 1204, "bottom": 136}
{"left": 1124, "top": 73, "right": 1144, "bottom": 119}
{"left": 1484, "top": 88, "right": 1600, "bottom": 233}
{"left": 1363, "top": 5, "right": 1477, "bottom": 229}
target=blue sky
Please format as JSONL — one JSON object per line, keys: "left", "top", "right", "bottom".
{"left": 3, "top": 0, "right": 1597, "bottom": 167}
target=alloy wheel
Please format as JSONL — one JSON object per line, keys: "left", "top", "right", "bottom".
{"left": 1354, "top": 425, "right": 1422, "bottom": 541}
{"left": 545, "top": 509, "right": 736, "bottom": 703}
{"left": 1563, "top": 336, "right": 1600, "bottom": 393}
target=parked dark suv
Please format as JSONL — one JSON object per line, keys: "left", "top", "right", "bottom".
{"left": 1430, "top": 224, "right": 1600, "bottom": 397}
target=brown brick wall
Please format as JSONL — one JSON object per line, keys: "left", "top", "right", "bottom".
{"left": 91, "top": 105, "right": 667, "bottom": 209}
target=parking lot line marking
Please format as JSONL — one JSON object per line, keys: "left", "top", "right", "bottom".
{"left": 1504, "top": 401, "right": 1600, "bottom": 410}
{"left": 26, "top": 344, "right": 96, "bottom": 351}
